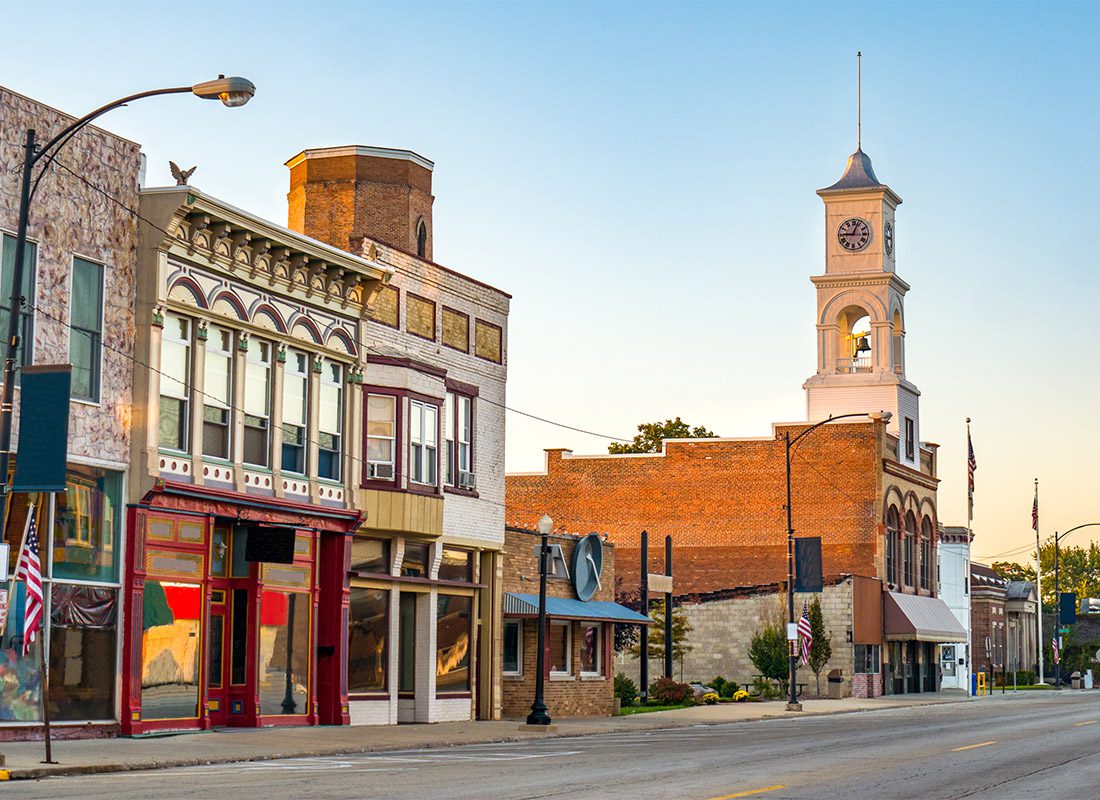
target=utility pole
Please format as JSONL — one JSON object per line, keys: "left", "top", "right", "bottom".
{"left": 639, "top": 530, "right": 649, "bottom": 703}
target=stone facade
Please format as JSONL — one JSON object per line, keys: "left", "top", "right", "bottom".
{"left": 500, "top": 527, "right": 618, "bottom": 718}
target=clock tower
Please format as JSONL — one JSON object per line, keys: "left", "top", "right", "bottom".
{"left": 803, "top": 146, "right": 922, "bottom": 469}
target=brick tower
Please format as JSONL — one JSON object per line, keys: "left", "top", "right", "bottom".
{"left": 803, "top": 146, "right": 922, "bottom": 470}
{"left": 285, "top": 145, "right": 435, "bottom": 260}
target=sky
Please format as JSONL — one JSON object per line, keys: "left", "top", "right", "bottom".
{"left": 3, "top": 1, "right": 1098, "bottom": 565}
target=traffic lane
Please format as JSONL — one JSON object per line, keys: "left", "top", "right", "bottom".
{"left": 6, "top": 693, "right": 1100, "bottom": 800}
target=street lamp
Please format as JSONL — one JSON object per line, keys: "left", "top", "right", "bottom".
{"left": 527, "top": 514, "right": 554, "bottom": 725}
{"left": 0, "top": 76, "right": 256, "bottom": 537}
{"left": 783, "top": 410, "right": 891, "bottom": 711}
{"left": 1051, "top": 522, "right": 1100, "bottom": 688}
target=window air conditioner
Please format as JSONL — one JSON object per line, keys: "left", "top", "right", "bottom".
{"left": 369, "top": 463, "right": 394, "bottom": 480}
{"left": 458, "top": 470, "right": 476, "bottom": 490}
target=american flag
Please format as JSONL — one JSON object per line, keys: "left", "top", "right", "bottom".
{"left": 967, "top": 429, "right": 977, "bottom": 506}
{"left": 1032, "top": 485, "right": 1039, "bottom": 532}
{"left": 1052, "top": 636, "right": 1060, "bottom": 665}
{"left": 798, "top": 603, "right": 813, "bottom": 666}
{"left": 14, "top": 507, "right": 43, "bottom": 658}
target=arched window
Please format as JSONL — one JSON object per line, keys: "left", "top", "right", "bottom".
{"left": 886, "top": 507, "right": 900, "bottom": 585}
{"left": 416, "top": 220, "right": 428, "bottom": 258}
{"left": 904, "top": 511, "right": 917, "bottom": 587}
{"left": 836, "top": 306, "right": 872, "bottom": 373}
{"left": 920, "top": 517, "right": 933, "bottom": 591}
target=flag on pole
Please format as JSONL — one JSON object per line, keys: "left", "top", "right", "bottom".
{"left": 798, "top": 603, "right": 813, "bottom": 666}
{"left": 1032, "top": 485, "right": 1040, "bottom": 532}
{"left": 1052, "top": 635, "right": 1060, "bottom": 665}
{"left": 14, "top": 506, "right": 43, "bottom": 657}
{"left": 967, "top": 425, "right": 977, "bottom": 519}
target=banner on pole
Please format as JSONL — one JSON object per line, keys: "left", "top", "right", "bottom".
{"left": 13, "top": 365, "right": 72, "bottom": 492}
{"left": 795, "top": 537, "right": 823, "bottom": 592}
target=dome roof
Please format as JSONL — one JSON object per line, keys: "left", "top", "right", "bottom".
{"left": 820, "top": 147, "right": 884, "bottom": 192}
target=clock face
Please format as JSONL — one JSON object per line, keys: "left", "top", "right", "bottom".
{"left": 837, "top": 217, "right": 871, "bottom": 251}
{"left": 571, "top": 533, "right": 604, "bottom": 602}
{"left": 884, "top": 221, "right": 894, "bottom": 255}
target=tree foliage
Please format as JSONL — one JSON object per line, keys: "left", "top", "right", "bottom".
{"left": 749, "top": 623, "right": 788, "bottom": 683}
{"left": 628, "top": 599, "right": 693, "bottom": 662}
{"left": 806, "top": 596, "right": 832, "bottom": 695}
{"left": 608, "top": 417, "right": 716, "bottom": 454}
{"left": 613, "top": 575, "right": 641, "bottom": 653}
{"left": 994, "top": 542, "right": 1100, "bottom": 612}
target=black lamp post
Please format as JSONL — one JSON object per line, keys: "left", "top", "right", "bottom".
{"left": 0, "top": 76, "right": 256, "bottom": 538}
{"left": 527, "top": 513, "right": 554, "bottom": 725}
{"left": 783, "top": 410, "right": 891, "bottom": 711}
{"left": 1051, "top": 522, "right": 1100, "bottom": 688}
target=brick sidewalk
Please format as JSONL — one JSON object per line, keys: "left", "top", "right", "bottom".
{"left": 0, "top": 693, "right": 971, "bottom": 781}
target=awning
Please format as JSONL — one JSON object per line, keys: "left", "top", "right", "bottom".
{"left": 504, "top": 592, "right": 652, "bottom": 625}
{"left": 884, "top": 591, "right": 967, "bottom": 642}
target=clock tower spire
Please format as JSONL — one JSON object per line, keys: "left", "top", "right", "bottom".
{"left": 803, "top": 69, "right": 922, "bottom": 468}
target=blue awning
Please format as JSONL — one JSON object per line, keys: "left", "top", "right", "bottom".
{"left": 504, "top": 592, "right": 652, "bottom": 625}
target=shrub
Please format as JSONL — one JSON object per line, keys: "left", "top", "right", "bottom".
{"left": 710, "top": 676, "right": 737, "bottom": 698}
{"left": 701, "top": 692, "right": 719, "bottom": 705}
{"left": 614, "top": 673, "right": 638, "bottom": 707}
{"left": 733, "top": 689, "right": 750, "bottom": 702}
{"left": 748, "top": 624, "right": 788, "bottom": 683}
{"left": 649, "top": 676, "right": 695, "bottom": 705}
{"left": 753, "top": 676, "right": 784, "bottom": 700}
{"left": 994, "top": 669, "right": 1036, "bottom": 687}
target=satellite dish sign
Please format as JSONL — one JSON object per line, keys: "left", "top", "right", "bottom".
{"left": 571, "top": 533, "right": 604, "bottom": 601}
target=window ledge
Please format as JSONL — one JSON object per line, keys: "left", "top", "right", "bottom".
{"left": 549, "top": 674, "right": 572, "bottom": 681}
{"left": 444, "top": 486, "right": 480, "bottom": 499}
{"left": 503, "top": 673, "right": 524, "bottom": 680}
{"left": 71, "top": 396, "right": 102, "bottom": 408}
{"left": 580, "top": 674, "right": 605, "bottom": 681}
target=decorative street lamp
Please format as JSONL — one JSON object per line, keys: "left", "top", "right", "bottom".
{"left": 1051, "top": 522, "right": 1100, "bottom": 688}
{"left": 527, "top": 513, "right": 554, "bottom": 725}
{"left": 783, "top": 410, "right": 891, "bottom": 711}
{"left": 0, "top": 76, "right": 256, "bottom": 538}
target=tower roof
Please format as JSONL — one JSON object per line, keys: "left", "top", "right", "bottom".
{"left": 817, "top": 147, "right": 901, "bottom": 204}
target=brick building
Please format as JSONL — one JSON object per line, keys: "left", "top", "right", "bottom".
{"left": 500, "top": 526, "right": 649, "bottom": 718}
{"left": 969, "top": 562, "right": 1008, "bottom": 680}
{"left": 509, "top": 142, "right": 965, "bottom": 697}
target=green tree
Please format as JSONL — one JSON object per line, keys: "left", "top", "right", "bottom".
{"left": 991, "top": 561, "right": 1035, "bottom": 584}
{"left": 749, "top": 623, "right": 788, "bottom": 683}
{"left": 608, "top": 417, "right": 716, "bottom": 454}
{"left": 628, "top": 599, "right": 693, "bottom": 665}
{"left": 806, "top": 596, "right": 832, "bottom": 696}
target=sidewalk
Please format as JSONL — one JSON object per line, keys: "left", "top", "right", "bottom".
{"left": 0, "top": 693, "right": 968, "bottom": 781}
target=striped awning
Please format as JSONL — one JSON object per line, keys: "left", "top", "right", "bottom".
{"left": 504, "top": 592, "right": 652, "bottom": 625}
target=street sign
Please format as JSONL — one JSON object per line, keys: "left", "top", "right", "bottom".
{"left": 787, "top": 622, "right": 799, "bottom": 641}
{"left": 647, "top": 573, "right": 673, "bottom": 594}
{"left": 1060, "top": 626, "right": 1071, "bottom": 634}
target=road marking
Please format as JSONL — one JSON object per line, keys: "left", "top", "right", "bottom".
{"left": 1074, "top": 720, "right": 1097, "bottom": 727}
{"left": 709, "top": 786, "right": 785, "bottom": 799}
{"left": 952, "top": 741, "right": 997, "bottom": 752}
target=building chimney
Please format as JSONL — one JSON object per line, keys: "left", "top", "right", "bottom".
{"left": 285, "top": 146, "right": 435, "bottom": 260}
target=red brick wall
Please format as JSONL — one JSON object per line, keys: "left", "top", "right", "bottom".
{"left": 506, "top": 423, "right": 884, "bottom": 596}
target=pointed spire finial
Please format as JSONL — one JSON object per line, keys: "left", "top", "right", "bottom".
{"left": 857, "top": 50, "right": 862, "bottom": 150}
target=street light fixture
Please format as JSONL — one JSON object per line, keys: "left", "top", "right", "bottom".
{"left": 0, "top": 76, "right": 256, "bottom": 541}
{"left": 527, "top": 514, "right": 554, "bottom": 725}
{"left": 783, "top": 410, "right": 891, "bottom": 712}
{"left": 1051, "top": 522, "right": 1100, "bottom": 688}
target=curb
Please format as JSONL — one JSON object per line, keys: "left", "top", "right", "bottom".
{"left": 0, "top": 697, "right": 972, "bottom": 781}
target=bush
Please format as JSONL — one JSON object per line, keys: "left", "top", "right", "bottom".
{"left": 701, "top": 692, "right": 719, "bottom": 705}
{"left": 994, "top": 670, "right": 1035, "bottom": 686}
{"left": 649, "top": 676, "right": 695, "bottom": 706}
{"left": 753, "top": 676, "right": 784, "bottom": 700}
{"left": 614, "top": 673, "right": 638, "bottom": 707}
{"left": 748, "top": 624, "right": 789, "bottom": 683}
{"left": 710, "top": 676, "right": 737, "bottom": 699}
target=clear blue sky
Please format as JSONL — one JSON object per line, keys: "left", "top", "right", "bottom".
{"left": 4, "top": 1, "right": 1098, "bottom": 564}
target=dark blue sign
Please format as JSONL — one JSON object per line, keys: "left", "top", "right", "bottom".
{"left": 13, "top": 365, "right": 71, "bottom": 492}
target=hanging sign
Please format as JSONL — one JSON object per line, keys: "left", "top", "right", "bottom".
{"left": 648, "top": 573, "right": 673, "bottom": 594}
{"left": 787, "top": 622, "right": 799, "bottom": 641}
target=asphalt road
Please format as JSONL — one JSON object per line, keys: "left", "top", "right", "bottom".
{"left": 7, "top": 692, "right": 1100, "bottom": 799}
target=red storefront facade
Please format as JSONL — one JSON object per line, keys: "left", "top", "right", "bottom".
{"left": 122, "top": 482, "right": 360, "bottom": 735}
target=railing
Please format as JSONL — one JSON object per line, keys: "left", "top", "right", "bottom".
{"left": 836, "top": 356, "right": 872, "bottom": 373}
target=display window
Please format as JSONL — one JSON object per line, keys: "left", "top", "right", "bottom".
{"left": 436, "top": 594, "right": 472, "bottom": 693}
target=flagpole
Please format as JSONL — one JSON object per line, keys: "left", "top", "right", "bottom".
{"left": 1034, "top": 478, "right": 1045, "bottom": 685}
{"left": 37, "top": 494, "right": 56, "bottom": 764}
{"left": 966, "top": 418, "right": 974, "bottom": 695}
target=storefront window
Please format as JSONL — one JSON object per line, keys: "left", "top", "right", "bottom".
{"left": 438, "top": 547, "right": 472, "bottom": 582}
{"left": 503, "top": 620, "right": 522, "bottom": 676}
{"left": 350, "top": 538, "right": 389, "bottom": 575}
{"left": 51, "top": 465, "right": 121, "bottom": 583}
{"left": 549, "top": 622, "right": 571, "bottom": 676}
{"left": 140, "top": 580, "right": 202, "bottom": 720}
{"left": 854, "top": 644, "right": 881, "bottom": 674}
{"left": 48, "top": 584, "right": 117, "bottom": 720}
{"left": 258, "top": 589, "right": 310, "bottom": 716}
{"left": 348, "top": 588, "right": 388, "bottom": 693}
{"left": 436, "top": 594, "right": 471, "bottom": 693}
{"left": 401, "top": 542, "right": 430, "bottom": 578}
{"left": 580, "top": 623, "right": 601, "bottom": 676}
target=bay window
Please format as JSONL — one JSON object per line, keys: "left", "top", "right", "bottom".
{"left": 365, "top": 394, "right": 396, "bottom": 480}
{"left": 318, "top": 359, "right": 342, "bottom": 481}
{"left": 443, "top": 391, "right": 474, "bottom": 489}
{"left": 202, "top": 325, "right": 233, "bottom": 459}
{"left": 444, "top": 393, "right": 455, "bottom": 486}
{"left": 281, "top": 349, "right": 308, "bottom": 474}
{"left": 243, "top": 338, "right": 271, "bottom": 467}
{"left": 158, "top": 313, "right": 191, "bottom": 452}
{"left": 409, "top": 399, "right": 438, "bottom": 486}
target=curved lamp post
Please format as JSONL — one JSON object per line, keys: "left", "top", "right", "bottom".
{"left": 783, "top": 410, "right": 892, "bottom": 711}
{"left": 0, "top": 76, "right": 256, "bottom": 537}
{"left": 1051, "top": 522, "right": 1100, "bottom": 688}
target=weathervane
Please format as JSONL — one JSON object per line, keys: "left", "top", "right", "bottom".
{"left": 857, "top": 50, "right": 862, "bottom": 150}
